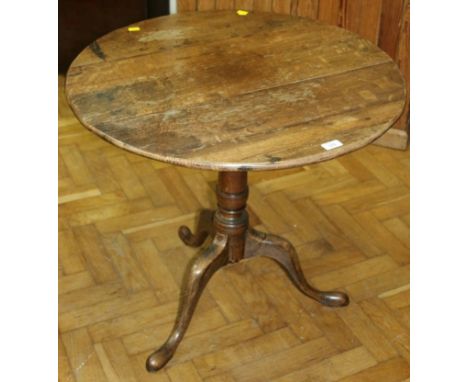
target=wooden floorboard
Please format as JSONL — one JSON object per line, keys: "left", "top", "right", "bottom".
{"left": 58, "top": 75, "right": 410, "bottom": 381}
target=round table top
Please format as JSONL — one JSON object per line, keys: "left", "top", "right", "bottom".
{"left": 66, "top": 11, "right": 405, "bottom": 171}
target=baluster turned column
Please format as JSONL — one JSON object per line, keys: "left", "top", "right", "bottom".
{"left": 213, "top": 171, "right": 249, "bottom": 263}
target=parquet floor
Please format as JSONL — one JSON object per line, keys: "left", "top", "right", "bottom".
{"left": 58, "top": 75, "right": 410, "bottom": 382}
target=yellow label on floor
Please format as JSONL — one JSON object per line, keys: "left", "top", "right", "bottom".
{"left": 128, "top": 26, "right": 141, "bottom": 32}
{"left": 237, "top": 10, "right": 249, "bottom": 16}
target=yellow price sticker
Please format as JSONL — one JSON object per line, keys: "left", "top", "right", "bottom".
{"left": 128, "top": 26, "right": 141, "bottom": 32}
{"left": 236, "top": 10, "right": 249, "bottom": 16}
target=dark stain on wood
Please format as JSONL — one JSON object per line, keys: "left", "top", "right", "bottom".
{"left": 266, "top": 155, "right": 282, "bottom": 163}
{"left": 89, "top": 41, "right": 106, "bottom": 60}
{"left": 237, "top": 166, "right": 254, "bottom": 171}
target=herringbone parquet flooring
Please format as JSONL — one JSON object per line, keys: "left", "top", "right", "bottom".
{"left": 58, "top": 75, "right": 410, "bottom": 382}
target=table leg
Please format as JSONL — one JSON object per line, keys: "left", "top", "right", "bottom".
{"left": 244, "top": 228, "right": 349, "bottom": 307}
{"left": 146, "top": 171, "right": 349, "bottom": 372}
{"left": 146, "top": 233, "right": 229, "bottom": 372}
{"left": 178, "top": 209, "right": 214, "bottom": 247}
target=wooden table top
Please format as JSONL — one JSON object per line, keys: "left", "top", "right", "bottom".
{"left": 66, "top": 11, "right": 405, "bottom": 171}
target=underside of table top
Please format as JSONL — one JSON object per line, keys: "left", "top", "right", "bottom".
{"left": 66, "top": 11, "right": 405, "bottom": 171}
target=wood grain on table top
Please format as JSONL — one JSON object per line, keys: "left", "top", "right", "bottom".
{"left": 66, "top": 11, "right": 405, "bottom": 171}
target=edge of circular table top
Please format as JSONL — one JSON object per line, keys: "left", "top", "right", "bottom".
{"left": 65, "top": 10, "right": 406, "bottom": 172}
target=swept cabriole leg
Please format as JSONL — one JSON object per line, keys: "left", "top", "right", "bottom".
{"left": 146, "top": 233, "right": 229, "bottom": 372}
{"left": 245, "top": 229, "right": 349, "bottom": 307}
{"left": 178, "top": 210, "right": 214, "bottom": 248}
{"left": 178, "top": 225, "right": 210, "bottom": 247}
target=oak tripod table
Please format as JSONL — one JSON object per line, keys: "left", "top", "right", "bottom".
{"left": 66, "top": 10, "right": 406, "bottom": 372}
